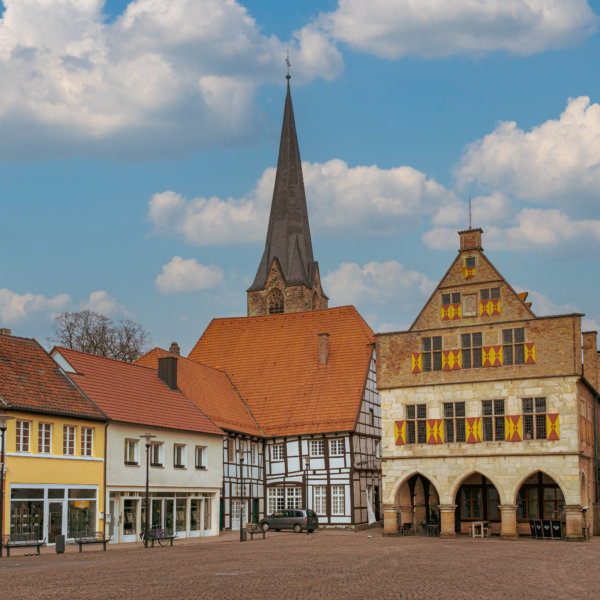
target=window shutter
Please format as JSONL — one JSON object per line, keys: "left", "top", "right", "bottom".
{"left": 394, "top": 421, "right": 406, "bottom": 445}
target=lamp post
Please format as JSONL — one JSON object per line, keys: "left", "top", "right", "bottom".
{"left": 139, "top": 433, "right": 156, "bottom": 548}
{"left": 0, "top": 413, "right": 15, "bottom": 558}
{"left": 239, "top": 454, "right": 245, "bottom": 542}
{"left": 304, "top": 457, "right": 310, "bottom": 535}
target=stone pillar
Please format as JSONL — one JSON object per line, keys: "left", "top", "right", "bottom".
{"left": 383, "top": 504, "right": 398, "bottom": 536}
{"left": 499, "top": 504, "right": 518, "bottom": 540}
{"left": 439, "top": 504, "right": 456, "bottom": 538}
{"left": 563, "top": 505, "right": 584, "bottom": 541}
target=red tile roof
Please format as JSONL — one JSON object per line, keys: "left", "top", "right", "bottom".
{"left": 136, "top": 349, "right": 263, "bottom": 436}
{"left": 0, "top": 333, "right": 105, "bottom": 420}
{"left": 187, "top": 306, "right": 375, "bottom": 436}
{"left": 54, "top": 347, "right": 222, "bottom": 436}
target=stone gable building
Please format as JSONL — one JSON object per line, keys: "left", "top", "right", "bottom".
{"left": 377, "top": 228, "right": 599, "bottom": 540}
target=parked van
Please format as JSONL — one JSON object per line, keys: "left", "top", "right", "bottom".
{"left": 260, "top": 509, "right": 318, "bottom": 533}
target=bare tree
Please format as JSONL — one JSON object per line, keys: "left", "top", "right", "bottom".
{"left": 49, "top": 311, "right": 150, "bottom": 362}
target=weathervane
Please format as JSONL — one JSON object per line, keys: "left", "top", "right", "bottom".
{"left": 285, "top": 50, "right": 291, "bottom": 80}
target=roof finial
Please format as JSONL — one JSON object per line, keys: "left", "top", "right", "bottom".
{"left": 468, "top": 191, "right": 472, "bottom": 230}
{"left": 285, "top": 49, "right": 291, "bottom": 80}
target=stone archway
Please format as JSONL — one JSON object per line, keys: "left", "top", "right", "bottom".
{"left": 396, "top": 473, "right": 440, "bottom": 534}
{"left": 453, "top": 472, "right": 502, "bottom": 536}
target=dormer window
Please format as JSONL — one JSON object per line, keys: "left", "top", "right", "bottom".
{"left": 268, "top": 288, "right": 284, "bottom": 314}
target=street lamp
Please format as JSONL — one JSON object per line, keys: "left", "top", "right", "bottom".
{"left": 239, "top": 453, "right": 245, "bottom": 542}
{"left": 0, "top": 413, "right": 15, "bottom": 558}
{"left": 139, "top": 433, "right": 157, "bottom": 548}
{"left": 304, "top": 456, "right": 310, "bottom": 535}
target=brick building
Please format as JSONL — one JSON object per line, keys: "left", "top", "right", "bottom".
{"left": 377, "top": 228, "right": 600, "bottom": 540}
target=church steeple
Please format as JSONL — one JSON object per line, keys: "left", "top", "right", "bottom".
{"left": 247, "top": 76, "right": 328, "bottom": 317}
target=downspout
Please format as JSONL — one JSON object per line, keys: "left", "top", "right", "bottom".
{"left": 595, "top": 393, "right": 599, "bottom": 503}
{"left": 104, "top": 421, "right": 108, "bottom": 538}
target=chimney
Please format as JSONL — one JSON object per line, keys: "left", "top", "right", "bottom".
{"left": 169, "top": 341, "right": 180, "bottom": 356}
{"left": 318, "top": 333, "right": 330, "bottom": 365}
{"left": 458, "top": 228, "right": 483, "bottom": 252}
{"left": 582, "top": 331, "right": 598, "bottom": 391}
{"left": 0, "top": 328, "right": 11, "bottom": 336}
{"left": 158, "top": 356, "right": 178, "bottom": 390}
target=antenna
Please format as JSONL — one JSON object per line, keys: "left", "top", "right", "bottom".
{"left": 468, "top": 192, "right": 472, "bottom": 230}
{"left": 285, "top": 49, "right": 291, "bottom": 79}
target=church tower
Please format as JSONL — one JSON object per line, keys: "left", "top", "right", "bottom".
{"left": 247, "top": 76, "right": 328, "bottom": 317}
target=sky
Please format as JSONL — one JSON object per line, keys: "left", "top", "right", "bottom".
{"left": 0, "top": 0, "right": 599, "bottom": 356}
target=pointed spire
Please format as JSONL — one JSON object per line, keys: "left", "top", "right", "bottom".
{"left": 248, "top": 77, "right": 318, "bottom": 291}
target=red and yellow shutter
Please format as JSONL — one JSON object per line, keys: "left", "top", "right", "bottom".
{"left": 466, "top": 417, "right": 482, "bottom": 443}
{"left": 482, "top": 346, "right": 503, "bottom": 367}
{"left": 427, "top": 419, "right": 444, "bottom": 444}
{"left": 411, "top": 353, "right": 422, "bottom": 373}
{"left": 505, "top": 415, "right": 522, "bottom": 441}
{"left": 441, "top": 303, "right": 461, "bottom": 321}
{"left": 462, "top": 266, "right": 476, "bottom": 279}
{"left": 479, "top": 301, "right": 489, "bottom": 317}
{"left": 395, "top": 420, "right": 406, "bottom": 445}
{"left": 490, "top": 298, "right": 501, "bottom": 316}
{"left": 442, "top": 349, "right": 461, "bottom": 371}
{"left": 546, "top": 414, "right": 559, "bottom": 440}
{"left": 524, "top": 343, "right": 536, "bottom": 364}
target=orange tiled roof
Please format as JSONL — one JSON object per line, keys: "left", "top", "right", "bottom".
{"left": 136, "top": 349, "right": 263, "bottom": 436}
{"left": 54, "top": 347, "right": 222, "bottom": 436}
{"left": 0, "top": 334, "right": 105, "bottom": 420}
{"left": 187, "top": 306, "right": 375, "bottom": 437}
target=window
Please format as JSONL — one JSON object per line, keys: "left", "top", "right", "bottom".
{"left": 268, "top": 288, "right": 284, "bottom": 314}
{"left": 227, "top": 439, "right": 235, "bottom": 462}
{"left": 150, "top": 441, "right": 163, "bottom": 466}
{"left": 314, "top": 486, "right": 327, "bottom": 515}
{"left": 502, "top": 328, "right": 525, "bottom": 365}
{"left": 251, "top": 442, "right": 257, "bottom": 465}
{"left": 267, "top": 488, "right": 285, "bottom": 514}
{"left": 480, "top": 287, "right": 500, "bottom": 301}
{"left": 523, "top": 397, "right": 546, "bottom": 440}
{"left": 81, "top": 428, "right": 93, "bottom": 457}
{"left": 329, "top": 439, "right": 345, "bottom": 456}
{"left": 443, "top": 402, "right": 466, "bottom": 443}
{"left": 442, "top": 292, "right": 461, "bottom": 305}
{"left": 465, "top": 256, "right": 476, "bottom": 269}
{"left": 460, "top": 487, "right": 482, "bottom": 519}
{"left": 124, "top": 440, "right": 139, "bottom": 465}
{"left": 461, "top": 332, "right": 483, "bottom": 369}
{"left": 286, "top": 487, "right": 302, "bottom": 509}
{"left": 422, "top": 336, "right": 442, "bottom": 372}
{"left": 63, "top": 425, "right": 75, "bottom": 456}
{"left": 406, "top": 404, "right": 427, "bottom": 444}
{"left": 173, "top": 444, "right": 186, "bottom": 468}
{"left": 195, "top": 446, "right": 207, "bottom": 469}
{"left": 369, "top": 408, "right": 375, "bottom": 426}
{"left": 16, "top": 421, "right": 31, "bottom": 452}
{"left": 310, "top": 440, "right": 324, "bottom": 457}
{"left": 331, "top": 485, "right": 345, "bottom": 515}
{"left": 482, "top": 400, "right": 505, "bottom": 441}
{"left": 271, "top": 444, "right": 284, "bottom": 461}
{"left": 38, "top": 423, "right": 52, "bottom": 454}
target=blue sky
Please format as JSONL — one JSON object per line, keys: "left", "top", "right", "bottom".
{"left": 1, "top": 0, "right": 599, "bottom": 355}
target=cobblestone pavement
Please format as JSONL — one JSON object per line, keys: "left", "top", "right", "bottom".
{"left": 1, "top": 530, "right": 599, "bottom": 600}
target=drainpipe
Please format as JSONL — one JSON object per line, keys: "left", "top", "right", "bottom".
{"left": 595, "top": 393, "right": 599, "bottom": 503}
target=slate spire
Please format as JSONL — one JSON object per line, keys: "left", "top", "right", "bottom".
{"left": 248, "top": 76, "right": 318, "bottom": 291}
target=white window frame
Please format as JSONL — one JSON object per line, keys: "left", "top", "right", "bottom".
{"left": 286, "top": 487, "right": 302, "bottom": 509}
{"left": 63, "top": 425, "right": 76, "bottom": 456}
{"left": 38, "top": 422, "right": 52, "bottom": 454}
{"left": 271, "top": 444, "right": 284, "bottom": 461}
{"left": 309, "top": 440, "right": 324, "bottom": 457}
{"left": 124, "top": 439, "right": 139, "bottom": 465}
{"left": 331, "top": 485, "right": 345, "bottom": 515}
{"left": 267, "top": 488, "right": 285, "bottom": 514}
{"left": 150, "top": 441, "right": 163, "bottom": 467}
{"left": 81, "top": 427, "right": 94, "bottom": 457}
{"left": 329, "top": 438, "right": 344, "bottom": 456}
{"left": 173, "top": 444, "right": 186, "bottom": 468}
{"left": 15, "top": 421, "right": 30, "bottom": 453}
{"left": 314, "top": 486, "right": 327, "bottom": 515}
{"left": 195, "top": 445, "right": 207, "bottom": 469}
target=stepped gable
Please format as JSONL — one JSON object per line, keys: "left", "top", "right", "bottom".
{"left": 0, "top": 333, "right": 105, "bottom": 420}
{"left": 54, "top": 347, "right": 222, "bottom": 435}
{"left": 188, "top": 306, "right": 375, "bottom": 437}
{"left": 136, "top": 349, "right": 263, "bottom": 436}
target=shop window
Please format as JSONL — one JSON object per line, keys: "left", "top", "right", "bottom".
{"left": 81, "top": 428, "right": 94, "bottom": 457}
{"left": 16, "top": 421, "right": 31, "bottom": 452}
{"left": 331, "top": 485, "right": 345, "bottom": 515}
{"left": 195, "top": 446, "right": 207, "bottom": 469}
{"left": 310, "top": 440, "right": 324, "bottom": 457}
{"left": 173, "top": 444, "right": 186, "bottom": 468}
{"left": 406, "top": 404, "right": 427, "bottom": 444}
{"left": 63, "top": 425, "right": 76, "bottom": 456}
{"left": 422, "top": 336, "right": 442, "bottom": 371}
{"left": 461, "top": 332, "right": 483, "bottom": 369}
{"left": 329, "top": 438, "right": 345, "bottom": 456}
{"left": 482, "top": 399, "right": 505, "bottom": 441}
{"left": 124, "top": 439, "right": 139, "bottom": 465}
{"left": 150, "top": 441, "right": 163, "bottom": 467}
{"left": 502, "top": 328, "right": 525, "bottom": 365}
{"left": 523, "top": 398, "right": 546, "bottom": 439}
{"left": 67, "top": 489, "right": 97, "bottom": 538}
{"left": 443, "top": 402, "right": 466, "bottom": 443}
{"left": 38, "top": 423, "right": 52, "bottom": 454}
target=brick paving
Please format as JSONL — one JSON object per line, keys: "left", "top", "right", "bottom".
{"left": 1, "top": 530, "right": 599, "bottom": 599}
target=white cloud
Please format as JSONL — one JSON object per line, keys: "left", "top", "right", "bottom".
{"left": 149, "top": 159, "right": 459, "bottom": 244}
{"left": 81, "top": 290, "right": 132, "bottom": 317}
{"left": 512, "top": 286, "right": 578, "bottom": 316}
{"left": 155, "top": 256, "right": 224, "bottom": 294}
{"left": 456, "top": 96, "right": 600, "bottom": 205}
{"left": 0, "top": 0, "right": 342, "bottom": 158}
{"left": 319, "top": 0, "right": 598, "bottom": 59}
{"left": 323, "top": 260, "right": 435, "bottom": 306}
{"left": 0, "top": 289, "right": 70, "bottom": 323}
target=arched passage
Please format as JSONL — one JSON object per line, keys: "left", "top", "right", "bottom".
{"left": 396, "top": 473, "right": 440, "bottom": 534}
{"left": 515, "top": 471, "right": 565, "bottom": 536}
{"left": 454, "top": 472, "right": 501, "bottom": 535}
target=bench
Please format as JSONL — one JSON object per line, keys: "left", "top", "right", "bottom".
{"left": 146, "top": 528, "right": 176, "bottom": 547}
{"left": 2, "top": 533, "right": 45, "bottom": 557}
{"left": 246, "top": 523, "right": 266, "bottom": 540}
{"left": 73, "top": 531, "right": 110, "bottom": 552}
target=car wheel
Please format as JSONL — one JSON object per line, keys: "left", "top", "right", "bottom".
{"left": 294, "top": 524, "right": 302, "bottom": 533}
{"left": 261, "top": 523, "right": 270, "bottom": 532}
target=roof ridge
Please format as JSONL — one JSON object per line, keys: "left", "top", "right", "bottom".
{"left": 56, "top": 346, "right": 158, "bottom": 372}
